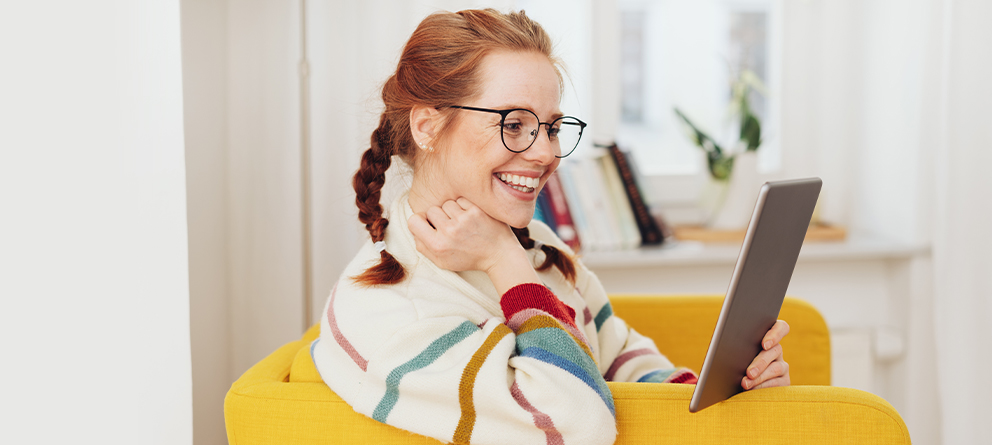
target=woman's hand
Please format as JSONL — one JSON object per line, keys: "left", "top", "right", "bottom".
{"left": 742, "top": 320, "right": 791, "bottom": 390}
{"left": 408, "top": 198, "right": 540, "bottom": 294}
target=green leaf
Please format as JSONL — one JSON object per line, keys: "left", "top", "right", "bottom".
{"left": 740, "top": 113, "right": 761, "bottom": 151}
{"left": 707, "top": 152, "right": 735, "bottom": 180}
{"left": 674, "top": 108, "right": 723, "bottom": 155}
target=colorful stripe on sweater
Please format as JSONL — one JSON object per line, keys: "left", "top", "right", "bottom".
{"left": 326, "top": 284, "right": 368, "bottom": 371}
{"left": 637, "top": 368, "right": 699, "bottom": 384}
{"left": 594, "top": 302, "right": 613, "bottom": 332}
{"left": 511, "top": 381, "right": 564, "bottom": 445}
{"left": 501, "top": 283, "right": 615, "bottom": 417}
{"left": 372, "top": 321, "right": 479, "bottom": 422}
{"left": 454, "top": 323, "right": 513, "bottom": 443}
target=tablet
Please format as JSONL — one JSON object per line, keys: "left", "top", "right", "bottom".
{"left": 688, "top": 178, "right": 822, "bottom": 413}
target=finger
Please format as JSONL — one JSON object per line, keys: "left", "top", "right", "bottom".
{"left": 455, "top": 197, "right": 474, "bottom": 210}
{"left": 745, "top": 343, "right": 783, "bottom": 380}
{"left": 749, "top": 373, "right": 791, "bottom": 390}
{"left": 407, "top": 213, "right": 437, "bottom": 243}
{"left": 426, "top": 206, "right": 449, "bottom": 228}
{"left": 762, "top": 320, "right": 791, "bottom": 350}
{"left": 743, "top": 359, "right": 790, "bottom": 390}
{"left": 441, "top": 200, "right": 464, "bottom": 218}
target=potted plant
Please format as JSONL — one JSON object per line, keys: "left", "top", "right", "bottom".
{"left": 675, "top": 69, "right": 766, "bottom": 229}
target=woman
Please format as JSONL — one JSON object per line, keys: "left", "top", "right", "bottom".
{"left": 312, "top": 9, "right": 790, "bottom": 445}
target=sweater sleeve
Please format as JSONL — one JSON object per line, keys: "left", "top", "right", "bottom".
{"left": 314, "top": 282, "right": 617, "bottom": 445}
{"left": 525, "top": 219, "right": 697, "bottom": 385}
{"left": 575, "top": 259, "right": 698, "bottom": 384}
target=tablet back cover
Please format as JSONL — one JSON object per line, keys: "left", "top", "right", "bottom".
{"left": 689, "top": 178, "right": 822, "bottom": 412}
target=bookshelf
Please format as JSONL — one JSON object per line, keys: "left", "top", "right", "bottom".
{"left": 671, "top": 223, "right": 848, "bottom": 243}
{"left": 580, "top": 232, "right": 914, "bottom": 270}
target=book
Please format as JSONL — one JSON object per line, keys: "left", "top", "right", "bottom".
{"left": 533, "top": 188, "right": 556, "bottom": 231}
{"left": 543, "top": 172, "right": 581, "bottom": 252}
{"left": 605, "top": 143, "right": 666, "bottom": 245}
{"left": 570, "top": 157, "right": 623, "bottom": 250}
{"left": 597, "top": 151, "right": 642, "bottom": 249}
{"left": 555, "top": 162, "right": 601, "bottom": 251}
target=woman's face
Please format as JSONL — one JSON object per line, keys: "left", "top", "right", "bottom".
{"left": 420, "top": 50, "right": 562, "bottom": 228}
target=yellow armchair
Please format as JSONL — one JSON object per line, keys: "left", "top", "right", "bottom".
{"left": 225, "top": 296, "right": 910, "bottom": 444}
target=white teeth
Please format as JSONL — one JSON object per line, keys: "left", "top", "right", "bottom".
{"left": 496, "top": 173, "right": 537, "bottom": 192}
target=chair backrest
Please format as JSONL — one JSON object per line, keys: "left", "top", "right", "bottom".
{"left": 609, "top": 295, "right": 831, "bottom": 386}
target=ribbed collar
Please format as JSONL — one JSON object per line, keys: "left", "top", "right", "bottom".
{"left": 385, "top": 193, "right": 504, "bottom": 316}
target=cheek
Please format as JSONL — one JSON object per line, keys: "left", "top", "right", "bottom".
{"left": 538, "top": 159, "right": 562, "bottom": 190}
{"left": 445, "top": 145, "right": 501, "bottom": 193}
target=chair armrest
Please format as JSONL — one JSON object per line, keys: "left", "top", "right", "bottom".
{"left": 610, "top": 382, "right": 909, "bottom": 444}
{"left": 225, "top": 337, "right": 443, "bottom": 445}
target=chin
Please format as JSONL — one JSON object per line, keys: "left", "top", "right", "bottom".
{"left": 489, "top": 193, "right": 537, "bottom": 229}
{"left": 505, "top": 211, "right": 535, "bottom": 230}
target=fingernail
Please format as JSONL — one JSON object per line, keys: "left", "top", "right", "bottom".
{"left": 764, "top": 341, "right": 772, "bottom": 350}
{"left": 748, "top": 367, "right": 757, "bottom": 378}
{"left": 743, "top": 379, "right": 750, "bottom": 389}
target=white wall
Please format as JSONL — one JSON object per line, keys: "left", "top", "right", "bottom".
{"left": 0, "top": 1, "right": 193, "bottom": 444}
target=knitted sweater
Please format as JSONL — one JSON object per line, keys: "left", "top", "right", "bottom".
{"left": 312, "top": 194, "right": 696, "bottom": 445}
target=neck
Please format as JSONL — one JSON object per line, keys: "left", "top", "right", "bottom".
{"left": 407, "top": 174, "right": 451, "bottom": 216}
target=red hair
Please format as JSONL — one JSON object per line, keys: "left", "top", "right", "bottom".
{"left": 352, "top": 9, "right": 576, "bottom": 287}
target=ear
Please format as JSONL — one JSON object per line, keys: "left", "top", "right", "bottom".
{"left": 409, "top": 106, "right": 440, "bottom": 150}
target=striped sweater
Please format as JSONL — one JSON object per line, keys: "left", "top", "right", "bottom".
{"left": 312, "top": 194, "right": 696, "bottom": 445}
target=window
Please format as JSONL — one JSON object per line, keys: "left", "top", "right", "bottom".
{"left": 522, "top": 0, "right": 780, "bottom": 216}
{"left": 616, "top": 0, "right": 780, "bottom": 176}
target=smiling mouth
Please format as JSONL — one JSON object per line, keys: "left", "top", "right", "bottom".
{"left": 496, "top": 173, "right": 538, "bottom": 193}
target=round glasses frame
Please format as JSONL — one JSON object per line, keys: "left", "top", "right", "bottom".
{"left": 448, "top": 105, "right": 587, "bottom": 158}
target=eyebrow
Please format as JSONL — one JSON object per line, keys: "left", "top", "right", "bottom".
{"left": 499, "top": 104, "right": 565, "bottom": 121}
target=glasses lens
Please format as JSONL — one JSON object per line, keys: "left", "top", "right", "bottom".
{"left": 501, "top": 109, "right": 541, "bottom": 153}
{"left": 550, "top": 117, "right": 584, "bottom": 158}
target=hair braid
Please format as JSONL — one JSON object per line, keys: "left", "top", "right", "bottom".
{"left": 352, "top": 119, "right": 406, "bottom": 286}
{"left": 512, "top": 227, "right": 577, "bottom": 284}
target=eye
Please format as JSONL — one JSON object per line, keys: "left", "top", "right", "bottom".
{"left": 502, "top": 121, "right": 524, "bottom": 135}
{"left": 547, "top": 124, "right": 562, "bottom": 139}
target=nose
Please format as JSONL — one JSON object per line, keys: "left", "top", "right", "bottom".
{"left": 522, "top": 125, "right": 558, "bottom": 165}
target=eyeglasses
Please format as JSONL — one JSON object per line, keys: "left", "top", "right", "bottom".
{"left": 449, "top": 106, "right": 587, "bottom": 158}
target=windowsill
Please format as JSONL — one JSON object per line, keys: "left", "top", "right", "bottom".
{"left": 579, "top": 234, "right": 930, "bottom": 269}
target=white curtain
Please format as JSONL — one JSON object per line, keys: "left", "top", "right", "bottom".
{"left": 931, "top": 0, "right": 992, "bottom": 442}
